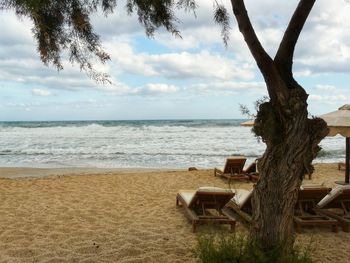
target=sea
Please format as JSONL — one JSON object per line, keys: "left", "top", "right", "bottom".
{"left": 0, "top": 119, "right": 346, "bottom": 169}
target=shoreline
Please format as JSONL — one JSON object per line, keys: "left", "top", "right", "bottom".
{"left": 0, "top": 167, "right": 188, "bottom": 179}
{"left": 0, "top": 161, "right": 344, "bottom": 180}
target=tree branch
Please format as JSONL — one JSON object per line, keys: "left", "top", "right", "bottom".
{"left": 230, "top": 0, "right": 288, "bottom": 103}
{"left": 230, "top": 0, "right": 273, "bottom": 76}
{"left": 274, "top": 0, "right": 316, "bottom": 78}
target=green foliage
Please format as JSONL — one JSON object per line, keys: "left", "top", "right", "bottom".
{"left": 1, "top": 0, "right": 112, "bottom": 82}
{"left": 195, "top": 233, "right": 245, "bottom": 263}
{"left": 239, "top": 96, "right": 269, "bottom": 119}
{"left": 195, "top": 233, "right": 314, "bottom": 263}
{"left": 253, "top": 101, "right": 283, "bottom": 144}
{"left": 239, "top": 96, "right": 270, "bottom": 143}
{"left": 0, "top": 0, "right": 232, "bottom": 82}
{"left": 239, "top": 104, "right": 254, "bottom": 119}
{"left": 254, "top": 96, "right": 269, "bottom": 113}
{"left": 213, "top": 3, "right": 230, "bottom": 46}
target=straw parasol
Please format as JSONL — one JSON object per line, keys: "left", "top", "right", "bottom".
{"left": 320, "top": 104, "right": 350, "bottom": 184}
{"left": 240, "top": 120, "right": 254, "bottom": 127}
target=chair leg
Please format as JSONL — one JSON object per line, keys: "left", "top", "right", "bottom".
{"left": 332, "top": 225, "right": 338, "bottom": 233}
{"left": 192, "top": 221, "right": 197, "bottom": 233}
{"left": 230, "top": 222, "right": 236, "bottom": 232}
{"left": 295, "top": 223, "right": 302, "bottom": 233}
{"left": 176, "top": 196, "right": 182, "bottom": 207}
{"left": 342, "top": 225, "right": 350, "bottom": 232}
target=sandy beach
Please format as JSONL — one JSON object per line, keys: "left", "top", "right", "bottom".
{"left": 0, "top": 163, "right": 349, "bottom": 263}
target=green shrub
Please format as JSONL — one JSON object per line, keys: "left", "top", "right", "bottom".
{"left": 195, "top": 233, "right": 314, "bottom": 263}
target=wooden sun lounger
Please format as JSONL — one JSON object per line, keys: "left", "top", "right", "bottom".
{"left": 176, "top": 187, "right": 236, "bottom": 232}
{"left": 227, "top": 186, "right": 338, "bottom": 232}
{"left": 244, "top": 162, "right": 259, "bottom": 182}
{"left": 214, "top": 156, "right": 250, "bottom": 182}
{"left": 225, "top": 189, "right": 253, "bottom": 224}
{"left": 317, "top": 185, "right": 350, "bottom": 232}
{"left": 294, "top": 187, "right": 338, "bottom": 233}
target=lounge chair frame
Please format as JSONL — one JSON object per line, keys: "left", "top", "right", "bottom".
{"left": 225, "top": 190, "right": 253, "bottom": 224}
{"left": 214, "top": 157, "right": 250, "bottom": 182}
{"left": 294, "top": 188, "right": 338, "bottom": 232}
{"left": 227, "top": 187, "right": 338, "bottom": 232}
{"left": 317, "top": 188, "right": 350, "bottom": 232}
{"left": 176, "top": 190, "right": 236, "bottom": 232}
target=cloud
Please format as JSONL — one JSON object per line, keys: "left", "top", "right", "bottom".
{"left": 106, "top": 41, "right": 255, "bottom": 81}
{"left": 1, "top": 0, "right": 350, "bottom": 120}
{"left": 309, "top": 94, "right": 350, "bottom": 103}
{"left": 131, "top": 83, "right": 178, "bottom": 96}
{"left": 0, "top": 13, "right": 34, "bottom": 46}
{"left": 150, "top": 51, "right": 254, "bottom": 80}
{"left": 96, "top": 80, "right": 132, "bottom": 94}
{"left": 314, "top": 85, "right": 337, "bottom": 92}
{"left": 4, "top": 101, "right": 41, "bottom": 112}
{"left": 292, "top": 1, "right": 350, "bottom": 74}
{"left": 91, "top": 8, "right": 144, "bottom": 38}
{"left": 2, "top": 1, "right": 349, "bottom": 90}
{"left": 190, "top": 81, "right": 266, "bottom": 95}
{"left": 32, "top": 88, "right": 52, "bottom": 97}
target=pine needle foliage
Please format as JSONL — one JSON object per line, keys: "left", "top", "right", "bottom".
{"left": 0, "top": 0, "right": 231, "bottom": 82}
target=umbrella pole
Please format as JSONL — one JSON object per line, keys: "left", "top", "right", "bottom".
{"left": 346, "top": 137, "right": 350, "bottom": 184}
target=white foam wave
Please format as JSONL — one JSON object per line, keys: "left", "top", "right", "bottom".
{"left": 0, "top": 121, "right": 345, "bottom": 168}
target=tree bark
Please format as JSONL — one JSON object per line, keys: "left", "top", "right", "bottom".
{"left": 250, "top": 90, "right": 328, "bottom": 250}
{"left": 230, "top": 0, "right": 329, "bottom": 251}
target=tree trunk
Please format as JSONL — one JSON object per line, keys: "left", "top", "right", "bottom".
{"left": 250, "top": 87, "right": 329, "bottom": 251}
{"left": 229, "top": 0, "right": 328, "bottom": 252}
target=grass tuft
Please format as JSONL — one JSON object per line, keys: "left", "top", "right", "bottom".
{"left": 195, "top": 233, "right": 314, "bottom": 263}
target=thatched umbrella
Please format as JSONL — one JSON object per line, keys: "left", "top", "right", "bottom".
{"left": 320, "top": 104, "right": 350, "bottom": 184}
{"left": 240, "top": 120, "right": 254, "bottom": 127}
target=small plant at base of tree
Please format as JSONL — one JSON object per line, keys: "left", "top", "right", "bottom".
{"left": 195, "top": 233, "right": 314, "bottom": 263}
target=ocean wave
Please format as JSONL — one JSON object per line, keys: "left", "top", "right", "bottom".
{"left": 317, "top": 149, "right": 345, "bottom": 158}
{"left": 0, "top": 119, "right": 247, "bottom": 129}
{"left": 0, "top": 149, "right": 255, "bottom": 158}
{"left": 0, "top": 119, "right": 345, "bottom": 168}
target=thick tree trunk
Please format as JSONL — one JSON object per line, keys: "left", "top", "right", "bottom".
{"left": 229, "top": 0, "right": 328, "bottom": 252}
{"left": 250, "top": 88, "right": 329, "bottom": 251}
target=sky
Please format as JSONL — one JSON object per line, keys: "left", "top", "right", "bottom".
{"left": 0, "top": 0, "right": 350, "bottom": 121}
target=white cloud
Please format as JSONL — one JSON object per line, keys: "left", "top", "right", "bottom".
{"left": 91, "top": 9, "right": 144, "bottom": 38}
{"left": 1, "top": 1, "right": 350, "bottom": 120}
{"left": 97, "top": 80, "right": 132, "bottom": 94}
{"left": 132, "top": 83, "right": 178, "bottom": 96}
{"left": 292, "top": 1, "right": 350, "bottom": 74}
{"left": 309, "top": 94, "right": 350, "bottom": 103}
{"left": 191, "top": 81, "right": 266, "bottom": 95}
{"left": 5, "top": 101, "right": 41, "bottom": 111}
{"left": 143, "top": 83, "right": 178, "bottom": 94}
{"left": 314, "top": 85, "right": 337, "bottom": 92}
{"left": 150, "top": 51, "right": 254, "bottom": 80}
{"left": 105, "top": 41, "right": 157, "bottom": 76}
{"left": 32, "top": 88, "right": 52, "bottom": 97}
{"left": 294, "top": 70, "right": 313, "bottom": 77}
{"left": 106, "top": 41, "right": 255, "bottom": 81}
